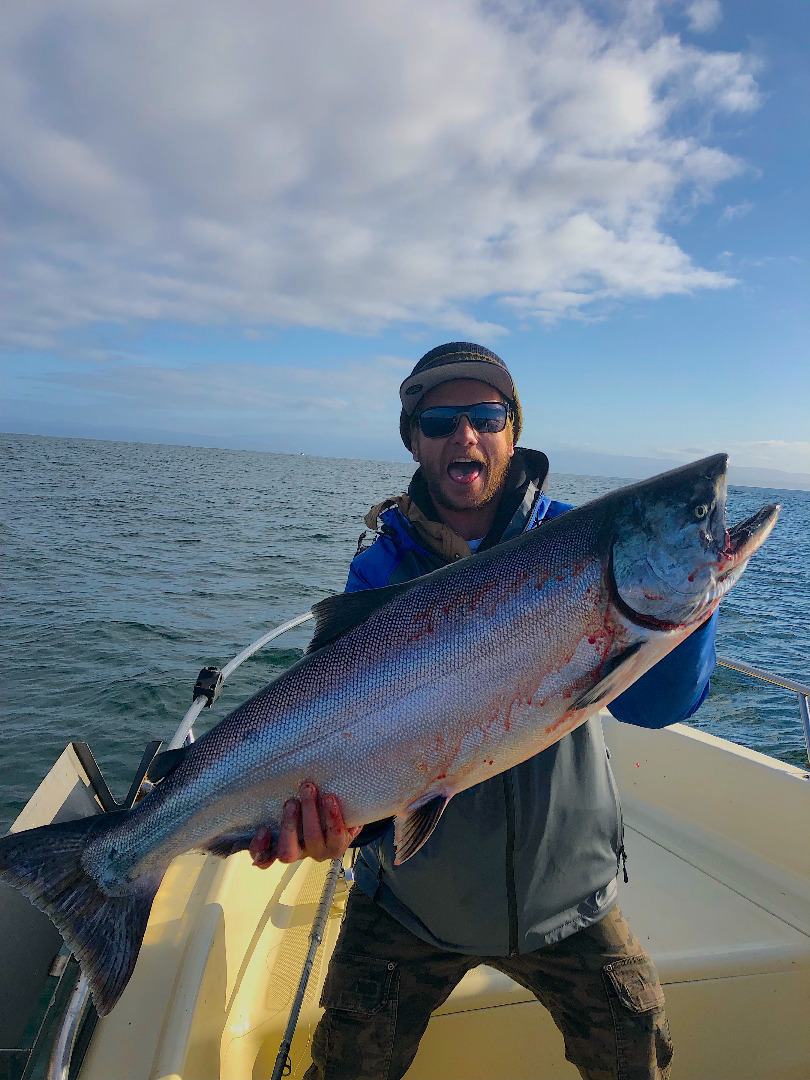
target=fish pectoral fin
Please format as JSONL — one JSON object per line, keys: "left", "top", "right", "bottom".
{"left": 393, "top": 793, "right": 451, "bottom": 865}
{"left": 572, "top": 641, "right": 645, "bottom": 713}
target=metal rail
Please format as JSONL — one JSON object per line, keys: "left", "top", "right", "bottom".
{"left": 168, "top": 610, "right": 315, "bottom": 749}
{"left": 45, "top": 972, "right": 90, "bottom": 1080}
{"left": 717, "top": 654, "right": 810, "bottom": 766}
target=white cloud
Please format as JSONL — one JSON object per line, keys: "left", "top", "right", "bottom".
{"left": 720, "top": 200, "right": 754, "bottom": 222}
{"left": 657, "top": 441, "right": 810, "bottom": 473}
{"left": 686, "top": 1, "right": 722, "bottom": 34}
{"left": 40, "top": 356, "right": 408, "bottom": 427}
{"left": 1, "top": 0, "right": 761, "bottom": 349}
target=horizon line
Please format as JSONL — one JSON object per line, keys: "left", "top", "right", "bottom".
{"left": 3, "top": 429, "right": 809, "bottom": 493}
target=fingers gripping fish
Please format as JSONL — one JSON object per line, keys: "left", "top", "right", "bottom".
{"left": 0, "top": 454, "right": 779, "bottom": 1015}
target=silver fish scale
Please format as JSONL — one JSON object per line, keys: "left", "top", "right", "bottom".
{"left": 91, "top": 513, "right": 642, "bottom": 882}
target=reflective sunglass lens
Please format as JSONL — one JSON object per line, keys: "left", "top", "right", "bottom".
{"left": 419, "top": 416, "right": 454, "bottom": 438}
{"left": 417, "top": 402, "right": 509, "bottom": 438}
{"left": 473, "top": 403, "right": 509, "bottom": 432}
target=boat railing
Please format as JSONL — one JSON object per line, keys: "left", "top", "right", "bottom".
{"left": 716, "top": 655, "right": 810, "bottom": 767}
{"left": 42, "top": 618, "right": 809, "bottom": 1079}
{"left": 167, "top": 610, "right": 315, "bottom": 749}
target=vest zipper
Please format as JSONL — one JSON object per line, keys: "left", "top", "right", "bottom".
{"left": 503, "top": 772, "right": 519, "bottom": 955}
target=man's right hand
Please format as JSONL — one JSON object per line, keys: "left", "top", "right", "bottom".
{"left": 249, "top": 781, "right": 362, "bottom": 868}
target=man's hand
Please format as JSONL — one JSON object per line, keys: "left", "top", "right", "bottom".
{"left": 249, "top": 782, "right": 362, "bottom": 868}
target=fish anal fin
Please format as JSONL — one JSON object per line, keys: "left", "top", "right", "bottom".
{"left": 572, "top": 641, "right": 645, "bottom": 713}
{"left": 201, "top": 830, "right": 262, "bottom": 859}
{"left": 394, "top": 793, "right": 451, "bottom": 865}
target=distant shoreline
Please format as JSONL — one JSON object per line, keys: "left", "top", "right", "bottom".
{"left": 3, "top": 429, "right": 809, "bottom": 492}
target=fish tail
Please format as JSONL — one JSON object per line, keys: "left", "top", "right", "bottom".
{"left": 0, "top": 812, "right": 163, "bottom": 1016}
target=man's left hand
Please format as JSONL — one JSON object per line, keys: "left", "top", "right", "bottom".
{"left": 249, "top": 781, "right": 362, "bottom": 867}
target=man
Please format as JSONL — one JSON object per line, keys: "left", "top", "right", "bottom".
{"left": 251, "top": 343, "right": 717, "bottom": 1080}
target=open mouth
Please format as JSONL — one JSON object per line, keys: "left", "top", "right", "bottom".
{"left": 447, "top": 460, "right": 483, "bottom": 485}
{"left": 721, "top": 503, "right": 780, "bottom": 575}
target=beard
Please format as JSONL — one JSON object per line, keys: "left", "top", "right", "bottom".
{"left": 423, "top": 453, "right": 512, "bottom": 516}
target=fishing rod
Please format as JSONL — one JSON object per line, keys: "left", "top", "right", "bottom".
{"left": 269, "top": 858, "right": 344, "bottom": 1080}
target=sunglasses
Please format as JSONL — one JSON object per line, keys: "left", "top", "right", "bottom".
{"left": 415, "top": 401, "right": 512, "bottom": 439}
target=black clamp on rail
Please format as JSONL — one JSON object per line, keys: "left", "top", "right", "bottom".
{"left": 193, "top": 665, "right": 224, "bottom": 706}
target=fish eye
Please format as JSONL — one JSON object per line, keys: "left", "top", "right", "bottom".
{"left": 693, "top": 503, "right": 709, "bottom": 520}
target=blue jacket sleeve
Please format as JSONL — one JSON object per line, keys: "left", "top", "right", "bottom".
{"left": 607, "top": 609, "right": 718, "bottom": 728}
{"left": 345, "top": 560, "right": 376, "bottom": 593}
{"left": 345, "top": 533, "right": 404, "bottom": 593}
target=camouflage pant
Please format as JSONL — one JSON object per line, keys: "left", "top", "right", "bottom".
{"left": 305, "top": 886, "right": 672, "bottom": 1080}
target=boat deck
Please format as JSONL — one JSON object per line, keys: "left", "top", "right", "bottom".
{"left": 44, "top": 717, "right": 810, "bottom": 1078}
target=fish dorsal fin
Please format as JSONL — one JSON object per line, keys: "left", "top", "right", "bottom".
{"left": 306, "top": 581, "right": 419, "bottom": 654}
{"left": 571, "top": 642, "right": 645, "bottom": 713}
{"left": 393, "top": 793, "right": 451, "bottom": 865}
{"left": 145, "top": 745, "right": 189, "bottom": 784}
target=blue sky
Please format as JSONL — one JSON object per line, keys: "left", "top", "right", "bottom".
{"left": 2, "top": 0, "right": 808, "bottom": 477}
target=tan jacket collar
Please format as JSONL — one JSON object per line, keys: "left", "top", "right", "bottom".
{"left": 365, "top": 495, "right": 471, "bottom": 563}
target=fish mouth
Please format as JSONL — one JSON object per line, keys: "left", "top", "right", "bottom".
{"left": 447, "top": 459, "right": 484, "bottom": 485}
{"left": 720, "top": 503, "right": 781, "bottom": 576}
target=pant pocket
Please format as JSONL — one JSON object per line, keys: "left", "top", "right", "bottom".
{"left": 320, "top": 953, "right": 397, "bottom": 1016}
{"left": 315, "top": 954, "right": 399, "bottom": 1080}
{"left": 604, "top": 956, "right": 673, "bottom": 1080}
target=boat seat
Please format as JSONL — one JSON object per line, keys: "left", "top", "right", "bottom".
{"left": 434, "top": 817, "right": 810, "bottom": 1018}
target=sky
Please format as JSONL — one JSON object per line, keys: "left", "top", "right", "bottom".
{"left": 2, "top": 0, "right": 808, "bottom": 478}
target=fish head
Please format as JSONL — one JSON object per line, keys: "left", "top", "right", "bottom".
{"left": 609, "top": 453, "right": 780, "bottom": 630}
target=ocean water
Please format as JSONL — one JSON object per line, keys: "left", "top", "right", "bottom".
{"left": 2, "top": 433, "right": 808, "bottom": 830}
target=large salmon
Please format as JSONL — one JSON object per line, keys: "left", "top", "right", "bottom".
{"left": 0, "top": 454, "right": 779, "bottom": 1014}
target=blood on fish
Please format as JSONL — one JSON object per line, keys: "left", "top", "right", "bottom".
{"left": 407, "top": 608, "right": 437, "bottom": 642}
{"left": 465, "top": 580, "right": 498, "bottom": 614}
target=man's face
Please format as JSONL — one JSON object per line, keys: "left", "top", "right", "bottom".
{"left": 410, "top": 379, "right": 515, "bottom": 516}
